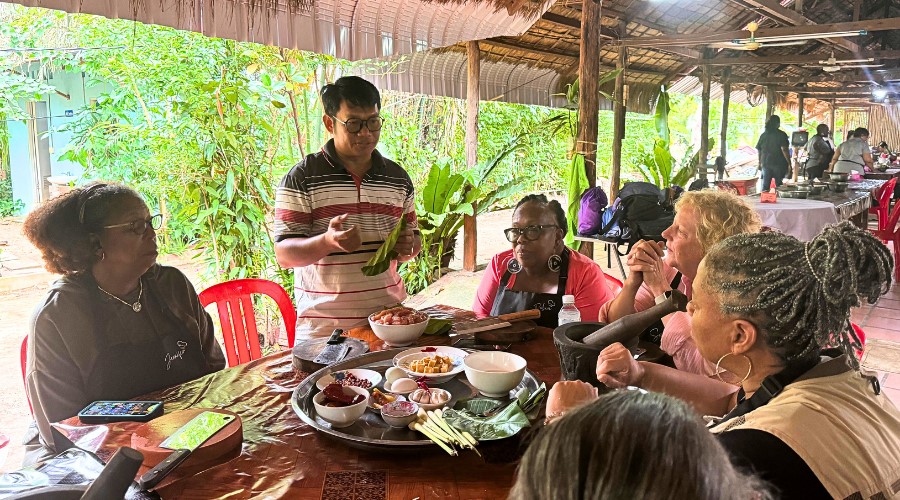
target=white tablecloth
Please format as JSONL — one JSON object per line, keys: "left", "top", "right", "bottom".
{"left": 750, "top": 198, "right": 839, "bottom": 241}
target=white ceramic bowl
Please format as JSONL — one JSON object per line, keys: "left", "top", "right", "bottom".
{"left": 313, "top": 386, "right": 369, "bottom": 428}
{"left": 315, "top": 369, "right": 383, "bottom": 391}
{"left": 406, "top": 388, "right": 452, "bottom": 411}
{"left": 380, "top": 400, "right": 420, "bottom": 427}
{"left": 463, "top": 351, "right": 527, "bottom": 397}
{"left": 368, "top": 312, "right": 430, "bottom": 347}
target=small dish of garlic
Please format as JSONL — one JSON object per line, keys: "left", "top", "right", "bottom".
{"left": 408, "top": 388, "right": 452, "bottom": 410}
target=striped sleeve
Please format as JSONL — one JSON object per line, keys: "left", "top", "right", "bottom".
{"left": 274, "top": 165, "right": 312, "bottom": 241}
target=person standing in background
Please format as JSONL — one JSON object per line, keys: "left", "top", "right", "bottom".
{"left": 274, "top": 77, "right": 421, "bottom": 340}
{"left": 804, "top": 124, "right": 834, "bottom": 181}
{"left": 755, "top": 115, "right": 791, "bottom": 189}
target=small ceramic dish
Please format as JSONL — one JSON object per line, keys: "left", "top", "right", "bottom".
{"left": 380, "top": 401, "right": 420, "bottom": 428}
{"left": 406, "top": 388, "right": 452, "bottom": 411}
{"left": 394, "top": 352, "right": 466, "bottom": 385}
{"left": 316, "top": 369, "right": 383, "bottom": 391}
{"left": 367, "top": 391, "right": 406, "bottom": 412}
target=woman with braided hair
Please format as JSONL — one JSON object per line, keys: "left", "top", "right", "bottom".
{"left": 550, "top": 222, "right": 900, "bottom": 499}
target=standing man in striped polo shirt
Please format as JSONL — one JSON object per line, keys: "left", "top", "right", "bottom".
{"left": 274, "top": 77, "right": 421, "bottom": 340}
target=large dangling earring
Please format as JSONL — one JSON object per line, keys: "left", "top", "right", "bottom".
{"left": 98, "top": 249, "right": 105, "bottom": 262}
{"left": 715, "top": 352, "right": 753, "bottom": 384}
{"left": 507, "top": 259, "right": 522, "bottom": 274}
{"left": 547, "top": 254, "right": 562, "bottom": 273}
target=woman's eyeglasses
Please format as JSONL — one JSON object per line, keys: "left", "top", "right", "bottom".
{"left": 103, "top": 214, "right": 163, "bottom": 235}
{"left": 331, "top": 115, "right": 384, "bottom": 134}
{"left": 503, "top": 225, "right": 559, "bottom": 242}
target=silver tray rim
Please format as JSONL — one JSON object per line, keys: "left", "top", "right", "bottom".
{"left": 291, "top": 348, "right": 543, "bottom": 449}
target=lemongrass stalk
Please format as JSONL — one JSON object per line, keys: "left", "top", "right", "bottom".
{"left": 410, "top": 422, "right": 456, "bottom": 456}
{"left": 462, "top": 431, "right": 480, "bottom": 448}
{"left": 422, "top": 419, "right": 456, "bottom": 444}
{"left": 429, "top": 410, "right": 470, "bottom": 447}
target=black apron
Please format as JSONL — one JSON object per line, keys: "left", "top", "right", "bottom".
{"left": 640, "top": 272, "right": 683, "bottom": 346}
{"left": 86, "top": 283, "right": 210, "bottom": 401}
{"left": 490, "top": 249, "right": 570, "bottom": 328}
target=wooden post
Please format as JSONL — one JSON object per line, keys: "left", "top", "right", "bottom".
{"left": 793, "top": 95, "right": 804, "bottom": 182}
{"left": 720, "top": 68, "right": 731, "bottom": 169}
{"left": 699, "top": 65, "right": 711, "bottom": 180}
{"left": 576, "top": 0, "right": 603, "bottom": 258}
{"left": 829, "top": 99, "right": 837, "bottom": 140}
{"left": 611, "top": 45, "right": 626, "bottom": 199}
{"left": 766, "top": 87, "right": 776, "bottom": 121}
{"left": 463, "top": 41, "right": 479, "bottom": 272}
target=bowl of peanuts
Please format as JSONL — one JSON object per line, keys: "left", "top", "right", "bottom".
{"left": 368, "top": 306, "right": 430, "bottom": 347}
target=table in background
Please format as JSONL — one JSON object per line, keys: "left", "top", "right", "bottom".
{"left": 573, "top": 234, "right": 626, "bottom": 276}
{"left": 54, "top": 306, "right": 560, "bottom": 500}
{"left": 748, "top": 190, "right": 871, "bottom": 240}
{"left": 865, "top": 168, "right": 900, "bottom": 180}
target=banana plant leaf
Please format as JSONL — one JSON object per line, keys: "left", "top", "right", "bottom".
{"left": 361, "top": 216, "right": 407, "bottom": 276}
{"left": 565, "top": 154, "right": 590, "bottom": 250}
{"left": 442, "top": 398, "right": 531, "bottom": 441}
{"left": 654, "top": 86, "right": 671, "bottom": 144}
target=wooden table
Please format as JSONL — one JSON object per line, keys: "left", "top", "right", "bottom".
{"left": 53, "top": 306, "right": 560, "bottom": 499}
{"left": 865, "top": 168, "right": 900, "bottom": 180}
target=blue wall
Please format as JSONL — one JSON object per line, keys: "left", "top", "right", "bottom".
{"left": 8, "top": 65, "right": 110, "bottom": 213}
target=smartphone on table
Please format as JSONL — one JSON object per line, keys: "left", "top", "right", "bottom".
{"left": 77, "top": 400, "right": 164, "bottom": 424}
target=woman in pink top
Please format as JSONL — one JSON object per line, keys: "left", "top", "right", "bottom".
{"left": 598, "top": 191, "right": 761, "bottom": 379}
{"left": 474, "top": 194, "right": 614, "bottom": 327}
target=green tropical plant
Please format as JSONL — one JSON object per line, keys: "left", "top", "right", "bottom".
{"left": 400, "top": 134, "right": 530, "bottom": 294}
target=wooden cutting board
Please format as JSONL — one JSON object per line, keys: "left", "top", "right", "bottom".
{"left": 455, "top": 320, "right": 538, "bottom": 343}
{"left": 130, "top": 408, "right": 243, "bottom": 469}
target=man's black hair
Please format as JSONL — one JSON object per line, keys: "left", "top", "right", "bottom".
{"left": 320, "top": 76, "right": 381, "bottom": 117}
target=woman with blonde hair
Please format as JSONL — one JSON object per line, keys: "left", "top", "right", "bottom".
{"left": 599, "top": 190, "right": 761, "bottom": 379}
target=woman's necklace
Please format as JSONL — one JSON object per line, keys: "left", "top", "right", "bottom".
{"left": 97, "top": 279, "right": 143, "bottom": 312}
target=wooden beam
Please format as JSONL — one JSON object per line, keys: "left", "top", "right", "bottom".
{"left": 620, "top": 18, "right": 900, "bottom": 48}
{"left": 537, "top": 12, "right": 701, "bottom": 60}
{"left": 829, "top": 99, "right": 837, "bottom": 137}
{"left": 720, "top": 70, "right": 731, "bottom": 165}
{"left": 766, "top": 85, "right": 875, "bottom": 92}
{"left": 702, "top": 49, "right": 900, "bottom": 65}
{"left": 576, "top": 0, "right": 603, "bottom": 258}
{"left": 611, "top": 46, "right": 626, "bottom": 199}
{"left": 727, "top": 70, "right": 900, "bottom": 84}
{"left": 793, "top": 94, "right": 804, "bottom": 181}
{"left": 741, "top": 0, "right": 860, "bottom": 52}
{"left": 463, "top": 41, "right": 479, "bottom": 272}
{"left": 700, "top": 65, "right": 712, "bottom": 181}
{"left": 853, "top": 0, "right": 862, "bottom": 21}
{"left": 766, "top": 86, "right": 777, "bottom": 119}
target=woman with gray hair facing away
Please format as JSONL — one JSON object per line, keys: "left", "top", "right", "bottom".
{"left": 510, "top": 390, "right": 770, "bottom": 500}
{"left": 554, "top": 222, "right": 900, "bottom": 499}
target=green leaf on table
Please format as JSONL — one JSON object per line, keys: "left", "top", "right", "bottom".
{"left": 423, "top": 318, "right": 453, "bottom": 335}
{"left": 443, "top": 399, "right": 531, "bottom": 440}
{"left": 361, "top": 217, "right": 407, "bottom": 276}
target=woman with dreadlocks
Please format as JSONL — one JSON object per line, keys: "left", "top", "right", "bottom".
{"left": 549, "top": 222, "right": 900, "bottom": 499}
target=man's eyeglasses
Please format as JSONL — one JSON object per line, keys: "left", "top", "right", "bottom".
{"left": 503, "top": 225, "right": 559, "bottom": 243}
{"left": 331, "top": 115, "right": 384, "bottom": 134}
{"left": 103, "top": 214, "right": 163, "bottom": 235}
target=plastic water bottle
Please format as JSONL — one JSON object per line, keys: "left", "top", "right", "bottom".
{"left": 558, "top": 295, "right": 581, "bottom": 325}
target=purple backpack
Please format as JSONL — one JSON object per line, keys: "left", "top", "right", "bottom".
{"left": 577, "top": 186, "right": 609, "bottom": 235}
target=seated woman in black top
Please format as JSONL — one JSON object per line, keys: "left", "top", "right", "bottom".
{"left": 23, "top": 183, "right": 226, "bottom": 448}
{"left": 552, "top": 222, "right": 900, "bottom": 499}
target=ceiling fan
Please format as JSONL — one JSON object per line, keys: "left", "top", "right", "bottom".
{"left": 803, "top": 52, "right": 885, "bottom": 73}
{"left": 708, "top": 22, "right": 808, "bottom": 51}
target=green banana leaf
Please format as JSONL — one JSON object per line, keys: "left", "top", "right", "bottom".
{"left": 443, "top": 398, "right": 531, "bottom": 441}
{"left": 361, "top": 216, "right": 407, "bottom": 276}
{"left": 654, "top": 86, "right": 671, "bottom": 144}
{"left": 565, "top": 154, "right": 590, "bottom": 250}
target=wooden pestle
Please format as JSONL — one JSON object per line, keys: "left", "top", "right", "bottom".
{"left": 581, "top": 289, "right": 689, "bottom": 346}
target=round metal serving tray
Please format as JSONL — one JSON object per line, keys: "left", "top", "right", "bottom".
{"left": 291, "top": 348, "right": 543, "bottom": 451}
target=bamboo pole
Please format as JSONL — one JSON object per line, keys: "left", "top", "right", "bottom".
{"left": 766, "top": 87, "right": 776, "bottom": 121}
{"left": 611, "top": 45, "right": 626, "bottom": 199}
{"left": 793, "top": 95, "right": 804, "bottom": 182}
{"left": 463, "top": 41, "right": 480, "bottom": 272}
{"left": 720, "top": 68, "right": 731, "bottom": 171}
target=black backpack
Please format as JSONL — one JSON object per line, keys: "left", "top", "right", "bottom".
{"left": 599, "top": 182, "right": 675, "bottom": 253}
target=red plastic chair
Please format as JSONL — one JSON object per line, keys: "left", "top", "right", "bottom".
{"left": 21, "top": 336, "right": 32, "bottom": 414}
{"left": 851, "top": 323, "right": 867, "bottom": 360}
{"left": 869, "top": 178, "right": 897, "bottom": 231}
{"left": 199, "top": 279, "right": 296, "bottom": 367}
{"left": 604, "top": 272, "right": 624, "bottom": 296}
{"left": 870, "top": 192, "right": 900, "bottom": 282}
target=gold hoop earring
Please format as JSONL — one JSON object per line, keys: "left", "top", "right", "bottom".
{"left": 715, "top": 352, "right": 752, "bottom": 384}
